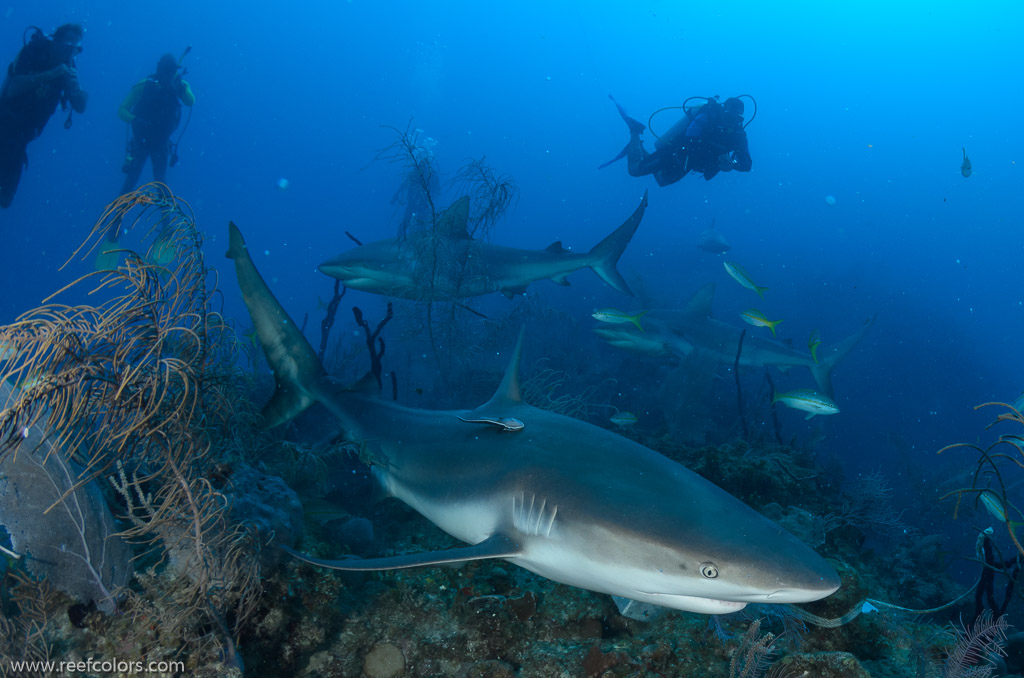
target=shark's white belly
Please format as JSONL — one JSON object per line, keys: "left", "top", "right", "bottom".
{"left": 375, "top": 467, "right": 504, "bottom": 545}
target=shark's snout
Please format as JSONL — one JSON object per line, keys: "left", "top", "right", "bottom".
{"left": 318, "top": 257, "right": 359, "bottom": 279}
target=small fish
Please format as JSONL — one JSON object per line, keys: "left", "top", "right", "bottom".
{"left": 458, "top": 415, "right": 525, "bottom": 432}
{"left": 610, "top": 411, "right": 638, "bottom": 426}
{"left": 11, "top": 374, "right": 45, "bottom": 391}
{"left": 0, "top": 341, "right": 16, "bottom": 362}
{"left": 772, "top": 389, "right": 839, "bottom": 419}
{"left": 978, "top": 489, "right": 1024, "bottom": 538}
{"left": 592, "top": 308, "right": 648, "bottom": 332}
{"left": 961, "top": 147, "right": 972, "bottom": 178}
{"left": 302, "top": 498, "right": 353, "bottom": 526}
{"left": 979, "top": 490, "right": 1009, "bottom": 523}
{"left": 808, "top": 330, "right": 822, "bottom": 364}
{"left": 740, "top": 309, "right": 782, "bottom": 336}
{"left": 723, "top": 261, "right": 767, "bottom": 298}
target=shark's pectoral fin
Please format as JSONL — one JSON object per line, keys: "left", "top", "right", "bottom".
{"left": 501, "top": 285, "right": 528, "bottom": 299}
{"left": 283, "top": 533, "right": 522, "bottom": 571}
{"left": 683, "top": 283, "right": 716, "bottom": 320}
{"left": 551, "top": 274, "right": 571, "bottom": 286}
{"left": 262, "top": 384, "right": 317, "bottom": 429}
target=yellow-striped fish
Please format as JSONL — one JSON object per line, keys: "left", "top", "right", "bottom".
{"left": 723, "top": 261, "right": 767, "bottom": 298}
{"left": 772, "top": 389, "right": 839, "bottom": 419}
{"left": 610, "top": 411, "right": 638, "bottom": 427}
{"left": 740, "top": 309, "right": 782, "bottom": 336}
{"left": 593, "top": 308, "right": 648, "bottom": 333}
{"left": 0, "top": 341, "right": 16, "bottom": 362}
{"left": 978, "top": 490, "right": 1024, "bottom": 537}
{"left": 980, "top": 490, "right": 1009, "bottom": 523}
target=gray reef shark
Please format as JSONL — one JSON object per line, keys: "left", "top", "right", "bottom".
{"left": 227, "top": 222, "right": 840, "bottom": 615}
{"left": 319, "top": 192, "right": 648, "bottom": 301}
{"left": 697, "top": 218, "right": 731, "bottom": 255}
{"left": 594, "top": 283, "right": 874, "bottom": 398}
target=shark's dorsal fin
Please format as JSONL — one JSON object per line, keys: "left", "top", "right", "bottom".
{"left": 477, "top": 328, "right": 525, "bottom": 412}
{"left": 435, "top": 196, "right": 471, "bottom": 240}
{"left": 683, "top": 282, "right": 716, "bottom": 320}
{"left": 282, "top": 533, "right": 521, "bottom": 571}
{"left": 545, "top": 241, "right": 568, "bottom": 253}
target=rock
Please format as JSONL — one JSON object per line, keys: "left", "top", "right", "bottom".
{"left": 775, "top": 651, "right": 870, "bottom": 678}
{"left": 336, "top": 517, "right": 375, "bottom": 556}
{"left": 582, "top": 645, "right": 637, "bottom": 678}
{"left": 363, "top": 642, "right": 405, "bottom": 678}
{"left": 1006, "top": 631, "right": 1024, "bottom": 674}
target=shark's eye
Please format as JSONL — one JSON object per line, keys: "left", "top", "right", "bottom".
{"left": 699, "top": 562, "right": 719, "bottom": 579}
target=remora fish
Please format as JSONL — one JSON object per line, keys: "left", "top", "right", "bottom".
{"left": 319, "top": 192, "right": 648, "bottom": 301}
{"left": 227, "top": 223, "right": 839, "bottom": 615}
{"left": 593, "top": 284, "right": 874, "bottom": 398}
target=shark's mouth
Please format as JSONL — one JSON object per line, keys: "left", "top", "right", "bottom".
{"left": 637, "top": 591, "right": 748, "bottom": 615}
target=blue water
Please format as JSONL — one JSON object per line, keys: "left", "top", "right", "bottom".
{"left": 2, "top": 1, "right": 1022, "bottom": 586}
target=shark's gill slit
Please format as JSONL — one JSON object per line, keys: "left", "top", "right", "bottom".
{"left": 543, "top": 506, "right": 558, "bottom": 538}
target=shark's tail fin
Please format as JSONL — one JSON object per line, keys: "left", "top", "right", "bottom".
{"left": 587, "top": 191, "right": 648, "bottom": 296}
{"left": 227, "top": 221, "right": 324, "bottom": 428}
{"left": 810, "top": 313, "right": 876, "bottom": 398}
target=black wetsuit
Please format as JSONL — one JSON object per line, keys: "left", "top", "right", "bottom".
{"left": 0, "top": 34, "right": 84, "bottom": 208}
{"left": 645, "top": 108, "right": 752, "bottom": 185}
{"left": 120, "top": 76, "right": 184, "bottom": 194}
{"left": 686, "top": 112, "right": 752, "bottom": 181}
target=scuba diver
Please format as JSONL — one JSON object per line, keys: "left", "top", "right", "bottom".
{"left": 599, "top": 94, "right": 753, "bottom": 187}
{"left": 118, "top": 52, "right": 194, "bottom": 195}
{"left": 96, "top": 51, "right": 193, "bottom": 270}
{"left": 0, "top": 24, "right": 88, "bottom": 209}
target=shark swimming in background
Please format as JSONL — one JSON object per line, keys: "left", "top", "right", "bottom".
{"left": 696, "top": 218, "right": 731, "bottom": 255}
{"left": 319, "top": 192, "right": 647, "bottom": 301}
{"left": 227, "top": 223, "right": 840, "bottom": 615}
{"left": 594, "top": 283, "right": 874, "bottom": 398}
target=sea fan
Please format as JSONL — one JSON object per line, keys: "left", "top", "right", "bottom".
{"left": 730, "top": 619, "right": 779, "bottom": 678}
{"left": 942, "top": 611, "right": 1009, "bottom": 678}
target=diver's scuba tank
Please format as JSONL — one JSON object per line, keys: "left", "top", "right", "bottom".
{"left": 168, "top": 45, "right": 192, "bottom": 168}
{"left": 648, "top": 93, "right": 758, "bottom": 146}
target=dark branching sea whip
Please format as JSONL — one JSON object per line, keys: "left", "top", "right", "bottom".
{"left": 353, "top": 303, "right": 395, "bottom": 399}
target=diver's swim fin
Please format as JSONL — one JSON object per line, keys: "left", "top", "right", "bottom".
{"left": 609, "top": 95, "right": 645, "bottom": 135}
{"left": 599, "top": 95, "right": 645, "bottom": 169}
{"left": 94, "top": 239, "right": 123, "bottom": 271}
{"left": 598, "top": 142, "right": 630, "bottom": 170}
{"left": 148, "top": 233, "right": 176, "bottom": 267}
